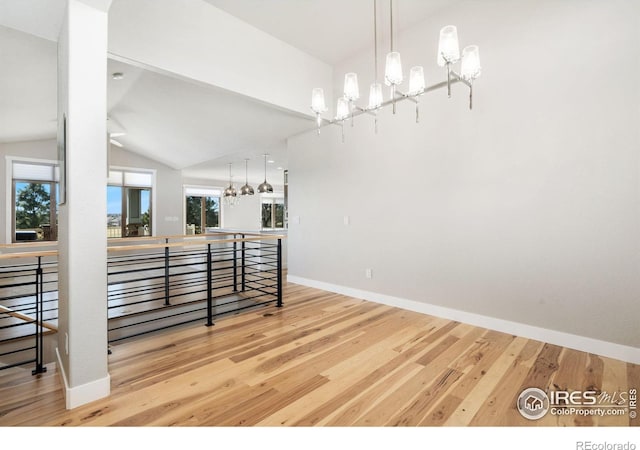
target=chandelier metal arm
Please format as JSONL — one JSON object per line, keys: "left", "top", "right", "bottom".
{"left": 354, "top": 106, "right": 379, "bottom": 117}
{"left": 449, "top": 70, "right": 473, "bottom": 89}
{"left": 319, "top": 77, "right": 467, "bottom": 130}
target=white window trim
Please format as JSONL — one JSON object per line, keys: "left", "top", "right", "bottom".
{"left": 5, "top": 156, "right": 60, "bottom": 244}
{"left": 108, "top": 165, "right": 157, "bottom": 237}
{"left": 260, "top": 192, "right": 286, "bottom": 231}
{"left": 183, "top": 184, "right": 224, "bottom": 233}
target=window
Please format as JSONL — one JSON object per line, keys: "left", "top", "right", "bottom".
{"left": 12, "top": 161, "right": 59, "bottom": 242}
{"left": 107, "top": 169, "right": 154, "bottom": 238}
{"left": 261, "top": 195, "right": 285, "bottom": 229}
{"left": 184, "top": 187, "right": 221, "bottom": 234}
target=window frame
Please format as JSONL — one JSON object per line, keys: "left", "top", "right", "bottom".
{"left": 260, "top": 194, "right": 286, "bottom": 231}
{"left": 183, "top": 185, "right": 223, "bottom": 234}
{"left": 107, "top": 166, "right": 156, "bottom": 238}
{"left": 6, "top": 156, "right": 60, "bottom": 243}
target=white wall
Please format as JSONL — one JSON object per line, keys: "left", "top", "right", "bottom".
{"left": 288, "top": 0, "right": 640, "bottom": 350}
{"left": 221, "top": 193, "right": 262, "bottom": 231}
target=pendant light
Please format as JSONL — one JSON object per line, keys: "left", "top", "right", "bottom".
{"left": 223, "top": 163, "right": 239, "bottom": 207}
{"left": 240, "top": 158, "right": 255, "bottom": 195}
{"left": 257, "top": 154, "right": 273, "bottom": 193}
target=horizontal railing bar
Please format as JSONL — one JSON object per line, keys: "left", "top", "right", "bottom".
{"left": 0, "top": 305, "right": 58, "bottom": 331}
{"left": 0, "top": 345, "right": 36, "bottom": 357}
{"left": 0, "top": 250, "right": 58, "bottom": 261}
{"left": 0, "top": 359, "right": 36, "bottom": 371}
{"left": 0, "top": 232, "right": 286, "bottom": 260}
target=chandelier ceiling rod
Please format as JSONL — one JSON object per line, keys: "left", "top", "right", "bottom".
{"left": 374, "top": 0, "right": 378, "bottom": 82}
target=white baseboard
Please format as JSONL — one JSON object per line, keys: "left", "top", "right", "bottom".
{"left": 55, "top": 347, "right": 111, "bottom": 410}
{"left": 287, "top": 275, "right": 640, "bottom": 365}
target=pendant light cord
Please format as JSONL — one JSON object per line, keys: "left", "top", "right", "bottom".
{"left": 390, "top": 0, "right": 394, "bottom": 52}
{"left": 374, "top": 0, "right": 378, "bottom": 82}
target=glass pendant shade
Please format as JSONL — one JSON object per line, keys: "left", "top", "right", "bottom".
{"left": 335, "top": 97, "right": 350, "bottom": 121}
{"left": 409, "top": 66, "right": 425, "bottom": 95}
{"left": 384, "top": 51, "right": 403, "bottom": 86}
{"left": 437, "top": 25, "right": 460, "bottom": 66}
{"left": 368, "top": 83, "right": 383, "bottom": 109}
{"left": 461, "top": 45, "right": 481, "bottom": 80}
{"left": 258, "top": 155, "right": 273, "bottom": 194}
{"left": 311, "top": 87, "right": 327, "bottom": 113}
{"left": 343, "top": 73, "right": 360, "bottom": 101}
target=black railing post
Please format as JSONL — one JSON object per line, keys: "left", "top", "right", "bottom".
{"left": 206, "top": 243, "right": 214, "bottom": 327}
{"left": 276, "top": 238, "right": 283, "bottom": 308}
{"left": 233, "top": 234, "right": 238, "bottom": 292}
{"left": 164, "top": 238, "right": 171, "bottom": 306}
{"left": 32, "top": 256, "right": 47, "bottom": 375}
{"left": 241, "top": 234, "right": 246, "bottom": 292}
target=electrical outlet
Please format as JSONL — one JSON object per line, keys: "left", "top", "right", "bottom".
{"left": 343, "top": 216, "right": 350, "bottom": 225}
{"left": 65, "top": 332, "right": 69, "bottom": 355}
{"left": 365, "top": 268, "right": 372, "bottom": 279}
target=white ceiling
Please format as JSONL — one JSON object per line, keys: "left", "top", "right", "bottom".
{"left": 0, "top": 0, "right": 458, "bottom": 181}
{"left": 107, "top": 59, "right": 309, "bottom": 172}
{"left": 205, "top": 0, "right": 457, "bottom": 65}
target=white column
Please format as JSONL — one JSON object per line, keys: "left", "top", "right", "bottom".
{"left": 56, "top": 0, "right": 112, "bottom": 409}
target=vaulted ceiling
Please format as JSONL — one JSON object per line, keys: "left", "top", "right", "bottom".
{"left": 0, "top": 0, "right": 458, "bottom": 181}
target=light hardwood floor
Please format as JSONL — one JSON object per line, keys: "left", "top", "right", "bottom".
{"left": 0, "top": 282, "right": 638, "bottom": 426}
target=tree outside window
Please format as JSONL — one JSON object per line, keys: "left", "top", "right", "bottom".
{"left": 185, "top": 193, "right": 220, "bottom": 234}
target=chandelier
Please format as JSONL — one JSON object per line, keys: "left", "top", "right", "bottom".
{"left": 310, "top": 0, "right": 482, "bottom": 141}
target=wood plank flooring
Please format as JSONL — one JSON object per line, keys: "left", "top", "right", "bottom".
{"left": 0, "top": 282, "right": 638, "bottom": 426}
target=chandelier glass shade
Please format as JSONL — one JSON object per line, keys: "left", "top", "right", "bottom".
{"left": 368, "top": 82, "right": 383, "bottom": 109}
{"left": 437, "top": 25, "right": 460, "bottom": 67}
{"left": 409, "top": 66, "right": 425, "bottom": 95}
{"left": 344, "top": 73, "right": 360, "bottom": 101}
{"left": 309, "top": 0, "right": 482, "bottom": 139}
{"left": 384, "top": 51, "right": 403, "bottom": 86}
{"left": 460, "top": 45, "right": 482, "bottom": 81}
{"left": 335, "top": 97, "right": 350, "bottom": 121}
